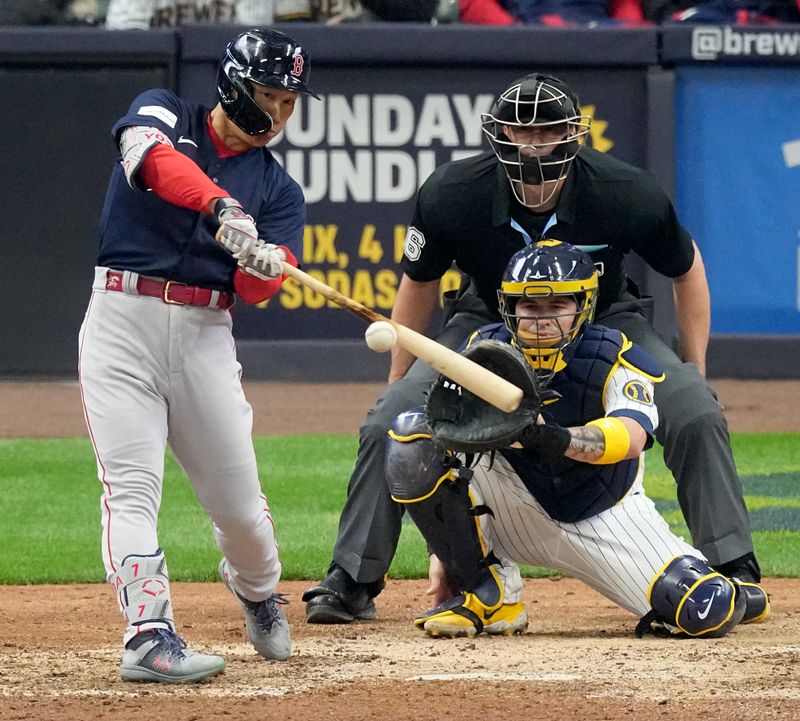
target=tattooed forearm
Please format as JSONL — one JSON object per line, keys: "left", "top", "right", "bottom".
{"left": 565, "top": 426, "right": 605, "bottom": 462}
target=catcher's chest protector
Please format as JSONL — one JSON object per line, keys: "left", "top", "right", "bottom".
{"left": 501, "top": 326, "right": 640, "bottom": 523}
{"left": 548, "top": 326, "right": 623, "bottom": 427}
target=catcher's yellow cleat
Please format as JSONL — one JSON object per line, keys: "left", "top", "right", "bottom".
{"left": 414, "top": 594, "right": 529, "bottom": 638}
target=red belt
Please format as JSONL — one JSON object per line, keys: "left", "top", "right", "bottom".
{"left": 105, "top": 271, "right": 234, "bottom": 309}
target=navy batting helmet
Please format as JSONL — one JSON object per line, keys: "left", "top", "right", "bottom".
{"left": 498, "top": 240, "right": 598, "bottom": 385}
{"left": 217, "top": 28, "right": 319, "bottom": 136}
{"left": 481, "top": 74, "right": 590, "bottom": 207}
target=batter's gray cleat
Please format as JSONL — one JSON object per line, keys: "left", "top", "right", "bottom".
{"left": 219, "top": 559, "right": 292, "bottom": 661}
{"left": 119, "top": 629, "right": 225, "bottom": 683}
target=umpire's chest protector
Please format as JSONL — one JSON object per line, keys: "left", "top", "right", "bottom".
{"left": 500, "top": 326, "right": 642, "bottom": 523}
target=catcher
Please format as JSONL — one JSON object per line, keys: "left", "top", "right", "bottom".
{"left": 386, "top": 241, "right": 769, "bottom": 639}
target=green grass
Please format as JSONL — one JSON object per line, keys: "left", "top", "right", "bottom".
{"left": 644, "top": 433, "right": 800, "bottom": 578}
{"left": 1, "top": 434, "right": 798, "bottom": 584}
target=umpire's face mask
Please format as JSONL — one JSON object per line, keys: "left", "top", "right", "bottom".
{"left": 487, "top": 121, "right": 585, "bottom": 208}
{"left": 481, "top": 80, "right": 591, "bottom": 208}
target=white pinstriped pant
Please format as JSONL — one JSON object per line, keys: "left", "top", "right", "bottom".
{"left": 470, "top": 452, "right": 701, "bottom": 616}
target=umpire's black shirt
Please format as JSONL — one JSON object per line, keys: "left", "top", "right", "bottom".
{"left": 401, "top": 148, "right": 695, "bottom": 318}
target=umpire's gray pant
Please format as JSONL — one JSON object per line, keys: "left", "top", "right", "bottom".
{"left": 331, "top": 294, "right": 754, "bottom": 584}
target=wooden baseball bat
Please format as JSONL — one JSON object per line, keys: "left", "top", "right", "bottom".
{"left": 282, "top": 263, "right": 523, "bottom": 413}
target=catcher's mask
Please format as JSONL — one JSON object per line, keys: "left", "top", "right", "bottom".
{"left": 498, "top": 240, "right": 598, "bottom": 386}
{"left": 217, "top": 28, "right": 319, "bottom": 136}
{"left": 481, "top": 73, "right": 591, "bottom": 208}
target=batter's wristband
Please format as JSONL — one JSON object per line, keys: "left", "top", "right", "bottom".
{"left": 213, "top": 196, "right": 244, "bottom": 219}
{"left": 586, "top": 417, "right": 630, "bottom": 464}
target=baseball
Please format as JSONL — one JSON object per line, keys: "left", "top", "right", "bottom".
{"left": 365, "top": 321, "right": 397, "bottom": 353}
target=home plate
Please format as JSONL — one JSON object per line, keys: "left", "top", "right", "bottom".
{"left": 406, "top": 672, "right": 580, "bottom": 682}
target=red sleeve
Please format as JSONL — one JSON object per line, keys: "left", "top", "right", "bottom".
{"left": 234, "top": 246, "right": 299, "bottom": 304}
{"left": 138, "top": 143, "right": 228, "bottom": 214}
{"left": 609, "top": 0, "right": 645, "bottom": 21}
{"left": 460, "top": 0, "right": 516, "bottom": 24}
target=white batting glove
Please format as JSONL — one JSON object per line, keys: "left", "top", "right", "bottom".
{"left": 239, "top": 243, "right": 286, "bottom": 280}
{"left": 214, "top": 197, "right": 259, "bottom": 261}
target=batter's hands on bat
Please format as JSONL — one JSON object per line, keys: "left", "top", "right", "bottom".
{"left": 238, "top": 243, "right": 286, "bottom": 280}
{"left": 214, "top": 197, "right": 260, "bottom": 260}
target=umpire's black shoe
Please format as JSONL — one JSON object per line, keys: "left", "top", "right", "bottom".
{"left": 302, "top": 563, "right": 385, "bottom": 624}
{"left": 715, "top": 553, "right": 770, "bottom": 624}
{"left": 714, "top": 552, "right": 762, "bottom": 583}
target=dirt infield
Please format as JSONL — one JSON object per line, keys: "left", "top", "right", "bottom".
{"left": 1, "top": 380, "right": 799, "bottom": 720}
{"left": 3, "top": 378, "right": 800, "bottom": 437}
{"left": 2, "top": 579, "right": 799, "bottom": 721}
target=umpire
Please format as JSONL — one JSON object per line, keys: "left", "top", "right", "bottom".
{"left": 302, "top": 72, "right": 763, "bottom": 623}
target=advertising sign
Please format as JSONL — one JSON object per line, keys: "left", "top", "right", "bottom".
{"left": 230, "top": 67, "right": 647, "bottom": 340}
{"left": 675, "top": 66, "right": 800, "bottom": 333}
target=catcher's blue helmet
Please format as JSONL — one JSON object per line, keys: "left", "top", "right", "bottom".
{"left": 498, "top": 240, "right": 598, "bottom": 384}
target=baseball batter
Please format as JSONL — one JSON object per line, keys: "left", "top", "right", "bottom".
{"left": 78, "top": 28, "right": 318, "bottom": 683}
{"left": 386, "top": 242, "right": 769, "bottom": 639}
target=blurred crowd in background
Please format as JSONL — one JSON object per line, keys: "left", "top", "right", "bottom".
{"left": 1, "top": 0, "right": 798, "bottom": 28}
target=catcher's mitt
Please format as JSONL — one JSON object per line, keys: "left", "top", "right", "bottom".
{"left": 424, "top": 340, "right": 543, "bottom": 453}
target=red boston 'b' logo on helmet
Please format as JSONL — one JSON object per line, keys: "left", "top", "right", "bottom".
{"left": 290, "top": 52, "right": 304, "bottom": 77}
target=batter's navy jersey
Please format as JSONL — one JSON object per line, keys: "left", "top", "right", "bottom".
{"left": 98, "top": 88, "right": 305, "bottom": 291}
{"left": 467, "top": 323, "right": 664, "bottom": 523}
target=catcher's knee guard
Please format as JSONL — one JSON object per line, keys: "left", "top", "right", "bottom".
{"left": 386, "top": 407, "right": 456, "bottom": 503}
{"left": 636, "top": 555, "right": 746, "bottom": 638}
{"left": 737, "top": 580, "right": 770, "bottom": 624}
{"left": 111, "top": 548, "right": 175, "bottom": 646}
{"left": 386, "top": 408, "right": 501, "bottom": 606}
